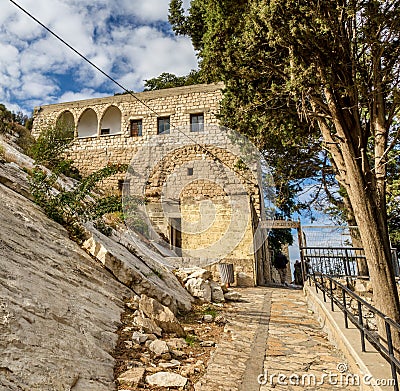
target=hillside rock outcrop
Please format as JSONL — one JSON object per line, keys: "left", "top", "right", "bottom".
{"left": 0, "top": 138, "right": 195, "bottom": 390}
{"left": 0, "top": 183, "right": 132, "bottom": 390}
{"left": 82, "top": 225, "right": 193, "bottom": 314}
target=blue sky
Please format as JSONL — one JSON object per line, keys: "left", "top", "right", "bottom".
{"left": 1, "top": 0, "right": 336, "bottom": 237}
{"left": 0, "top": 0, "right": 196, "bottom": 114}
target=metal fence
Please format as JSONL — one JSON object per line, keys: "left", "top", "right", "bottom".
{"left": 301, "top": 246, "right": 400, "bottom": 278}
{"left": 308, "top": 273, "right": 400, "bottom": 391}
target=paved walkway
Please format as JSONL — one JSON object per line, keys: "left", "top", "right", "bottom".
{"left": 195, "top": 286, "right": 359, "bottom": 391}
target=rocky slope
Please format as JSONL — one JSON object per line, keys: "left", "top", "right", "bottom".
{"left": 0, "top": 136, "right": 193, "bottom": 390}
{"left": 0, "top": 182, "right": 131, "bottom": 390}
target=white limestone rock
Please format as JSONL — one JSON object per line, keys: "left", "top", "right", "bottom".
{"left": 149, "top": 340, "right": 169, "bottom": 356}
{"left": 117, "top": 367, "right": 145, "bottom": 388}
{"left": 132, "top": 331, "right": 148, "bottom": 344}
{"left": 133, "top": 315, "right": 162, "bottom": 336}
{"left": 146, "top": 372, "right": 188, "bottom": 387}
{"left": 203, "top": 314, "right": 213, "bottom": 323}
{"left": 158, "top": 359, "right": 181, "bottom": 369}
{"left": 210, "top": 281, "right": 225, "bottom": 303}
{"left": 185, "top": 278, "right": 212, "bottom": 302}
{"left": 224, "top": 290, "right": 242, "bottom": 301}
{"left": 0, "top": 182, "right": 131, "bottom": 390}
{"left": 174, "top": 267, "right": 203, "bottom": 281}
{"left": 185, "top": 268, "right": 212, "bottom": 282}
{"left": 83, "top": 224, "right": 193, "bottom": 314}
{"left": 166, "top": 338, "right": 188, "bottom": 350}
{"left": 139, "top": 295, "right": 185, "bottom": 337}
{"left": 237, "top": 272, "right": 255, "bottom": 287}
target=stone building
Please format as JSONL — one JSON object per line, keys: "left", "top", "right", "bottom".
{"left": 32, "top": 83, "right": 272, "bottom": 286}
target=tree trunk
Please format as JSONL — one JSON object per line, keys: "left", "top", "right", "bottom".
{"left": 316, "top": 85, "right": 400, "bottom": 351}
{"left": 342, "top": 196, "right": 369, "bottom": 276}
{"left": 350, "top": 190, "right": 400, "bottom": 354}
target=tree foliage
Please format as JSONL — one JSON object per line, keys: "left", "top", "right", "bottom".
{"left": 169, "top": 0, "right": 327, "bottom": 217}
{"left": 0, "top": 104, "right": 14, "bottom": 134}
{"left": 29, "top": 120, "right": 80, "bottom": 178}
{"left": 169, "top": 0, "right": 400, "bottom": 324}
{"left": 28, "top": 124, "right": 130, "bottom": 242}
{"left": 0, "top": 103, "right": 36, "bottom": 154}
{"left": 143, "top": 71, "right": 203, "bottom": 91}
{"left": 29, "top": 163, "right": 128, "bottom": 241}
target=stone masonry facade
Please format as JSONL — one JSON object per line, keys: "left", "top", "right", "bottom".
{"left": 32, "top": 83, "right": 271, "bottom": 286}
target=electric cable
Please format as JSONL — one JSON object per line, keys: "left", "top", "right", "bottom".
{"left": 9, "top": 0, "right": 261, "bottom": 189}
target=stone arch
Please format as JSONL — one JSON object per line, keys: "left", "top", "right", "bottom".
{"left": 145, "top": 144, "right": 260, "bottom": 206}
{"left": 100, "top": 105, "right": 121, "bottom": 135}
{"left": 77, "top": 108, "right": 98, "bottom": 138}
{"left": 56, "top": 110, "right": 75, "bottom": 131}
{"left": 142, "top": 144, "right": 261, "bottom": 263}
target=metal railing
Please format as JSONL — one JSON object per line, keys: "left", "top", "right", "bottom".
{"left": 301, "top": 246, "right": 400, "bottom": 278}
{"left": 308, "top": 272, "right": 400, "bottom": 391}
{"left": 302, "top": 246, "right": 364, "bottom": 277}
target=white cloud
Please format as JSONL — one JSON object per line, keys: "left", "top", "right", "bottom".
{"left": 0, "top": 0, "right": 197, "bottom": 114}
{"left": 58, "top": 88, "right": 107, "bottom": 103}
{"left": 114, "top": 0, "right": 170, "bottom": 22}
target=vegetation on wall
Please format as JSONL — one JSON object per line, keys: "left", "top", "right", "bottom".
{"left": 25, "top": 121, "right": 129, "bottom": 242}
{"left": 143, "top": 71, "right": 203, "bottom": 91}
{"left": 29, "top": 163, "right": 128, "bottom": 241}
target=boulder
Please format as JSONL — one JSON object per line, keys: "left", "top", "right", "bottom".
{"left": 224, "top": 290, "right": 242, "bottom": 301}
{"left": 149, "top": 340, "right": 169, "bottom": 356}
{"left": 117, "top": 367, "right": 145, "bottom": 388}
{"left": 237, "top": 272, "right": 255, "bottom": 287}
{"left": 210, "top": 281, "right": 225, "bottom": 303}
{"left": 0, "top": 182, "right": 132, "bottom": 390}
{"left": 83, "top": 225, "right": 193, "bottom": 314}
{"left": 133, "top": 315, "right": 162, "bottom": 336}
{"left": 146, "top": 372, "right": 188, "bottom": 388}
{"left": 132, "top": 331, "right": 148, "bottom": 344}
{"left": 185, "top": 268, "right": 212, "bottom": 282}
{"left": 185, "top": 278, "right": 212, "bottom": 302}
{"left": 139, "top": 295, "right": 185, "bottom": 337}
{"left": 174, "top": 267, "right": 202, "bottom": 281}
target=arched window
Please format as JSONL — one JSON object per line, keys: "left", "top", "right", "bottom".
{"left": 101, "top": 106, "right": 121, "bottom": 135}
{"left": 77, "top": 109, "right": 97, "bottom": 138}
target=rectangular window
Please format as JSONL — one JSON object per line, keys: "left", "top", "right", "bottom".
{"left": 190, "top": 113, "right": 204, "bottom": 132}
{"left": 158, "top": 116, "right": 170, "bottom": 135}
{"left": 130, "top": 119, "right": 142, "bottom": 137}
{"left": 187, "top": 167, "right": 194, "bottom": 176}
{"left": 101, "top": 128, "right": 110, "bottom": 135}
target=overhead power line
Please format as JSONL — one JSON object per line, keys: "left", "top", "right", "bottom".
{"left": 9, "top": 0, "right": 260, "bottom": 190}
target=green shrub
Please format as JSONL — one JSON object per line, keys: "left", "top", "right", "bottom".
{"left": 93, "top": 218, "right": 113, "bottom": 237}
{"left": 28, "top": 121, "right": 129, "bottom": 241}
{"left": 29, "top": 121, "right": 74, "bottom": 171}
{"left": 29, "top": 163, "right": 128, "bottom": 242}
{"left": 14, "top": 124, "right": 35, "bottom": 155}
{"left": 185, "top": 334, "right": 198, "bottom": 346}
{"left": 122, "top": 195, "right": 148, "bottom": 236}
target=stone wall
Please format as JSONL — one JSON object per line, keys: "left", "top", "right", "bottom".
{"left": 32, "top": 83, "right": 270, "bottom": 286}
{"left": 32, "top": 83, "right": 222, "bottom": 180}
